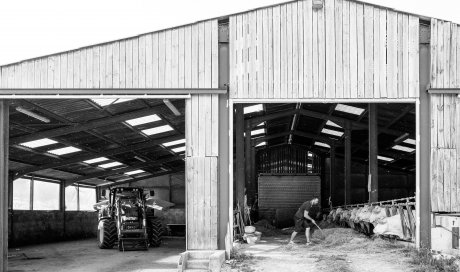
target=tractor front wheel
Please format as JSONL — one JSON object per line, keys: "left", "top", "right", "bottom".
{"left": 97, "top": 219, "right": 117, "bottom": 249}
{"left": 147, "top": 217, "right": 164, "bottom": 247}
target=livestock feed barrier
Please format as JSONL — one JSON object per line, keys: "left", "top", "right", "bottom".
{"left": 326, "top": 197, "right": 416, "bottom": 242}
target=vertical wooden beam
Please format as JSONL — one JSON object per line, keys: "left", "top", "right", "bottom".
{"left": 330, "top": 145, "right": 336, "bottom": 207}
{"left": 235, "top": 104, "right": 245, "bottom": 211}
{"left": 344, "top": 122, "right": 351, "bottom": 205}
{"left": 369, "top": 104, "right": 378, "bottom": 202}
{"left": 244, "top": 121, "right": 253, "bottom": 205}
{"left": 0, "top": 100, "right": 9, "bottom": 272}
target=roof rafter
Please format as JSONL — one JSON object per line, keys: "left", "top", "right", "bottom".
{"left": 64, "top": 156, "right": 183, "bottom": 186}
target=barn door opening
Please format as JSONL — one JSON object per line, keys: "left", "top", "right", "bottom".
{"left": 230, "top": 102, "right": 416, "bottom": 239}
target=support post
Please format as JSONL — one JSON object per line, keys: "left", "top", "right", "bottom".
{"left": 419, "top": 28, "right": 431, "bottom": 249}
{"left": 235, "top": 105, "right": 245, "bottom": 212}
{"left": 344, "top": 122, "right": 352, "bottom": 205}
{"left": 368, "top": 104, "right": 378, "bottom": 202}
{"left": 244, "top": 121, "right": 252, "bottom": 205}
{"left": 330, "top": 145, "right": 336, "bottom": 207}
{"left": 0, "top": 100, "right": 9, "bottom": 272}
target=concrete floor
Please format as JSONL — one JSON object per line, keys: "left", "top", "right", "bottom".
{"left": 8, "top": 237, "right": 185, "bottom": 272}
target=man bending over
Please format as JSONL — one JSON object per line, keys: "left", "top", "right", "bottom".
{"left": 289, "top": 197, "right": 319, "bottom": 245}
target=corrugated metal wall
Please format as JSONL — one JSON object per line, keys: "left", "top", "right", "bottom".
{"left": 430, "top": 19, "right": 460, "bottom": 213}
{"left": 258, "top": 175, "right": 321, "bottom": 209}
{"left": 228, "top": 0, "right": 419, "bottom": 99}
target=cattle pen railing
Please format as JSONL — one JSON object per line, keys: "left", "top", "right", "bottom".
{"left": 327, "top": 196, "right": 416, "bottom": 242}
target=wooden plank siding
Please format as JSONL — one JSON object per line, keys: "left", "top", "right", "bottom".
{"left": 0, "top": 20, "right": 218, "bottom": 91}
{"left": 229, "top": 0, "right": 420, "bottom": 99}
{"left": 430, "top": 19, "right": 460, "bottom": 213}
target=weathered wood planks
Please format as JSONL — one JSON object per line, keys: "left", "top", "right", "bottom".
{"left": 430, "top": 19, "right": 460, "bottom": 212}
{"left": 228, "top": 0, "right": 420, "bottom": 99}
{"left": 0, "top": 20, "right": 218, "bottom": 91}
{"left": 186, "top": 94, "right": 219, "bottom": 250}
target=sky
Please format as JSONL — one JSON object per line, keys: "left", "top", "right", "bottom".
{"left": 0, "top": 0, "right": 459, "bottom": 66}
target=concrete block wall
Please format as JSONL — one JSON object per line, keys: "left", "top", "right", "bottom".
{"left": 8, "top": 210, "right": 97, "bottom": 247}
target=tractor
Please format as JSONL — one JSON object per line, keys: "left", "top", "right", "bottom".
{"left": 93, "top": 187, "right": 165, "bottom": 251}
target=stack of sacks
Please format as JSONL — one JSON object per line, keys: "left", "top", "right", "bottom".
{"left": 242, "top": 226, "right": 262, "bottom": 244}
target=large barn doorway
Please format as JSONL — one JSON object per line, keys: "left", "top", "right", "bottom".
{"left": 229, "top": 101, "right": 417, "bottom": 242}
{"left": 6, "top": 97, "right": 188, "bottom": 271}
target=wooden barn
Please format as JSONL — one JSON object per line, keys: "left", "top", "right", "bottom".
{"left": 0, "top": 0, "right": 459, "bottom": 271}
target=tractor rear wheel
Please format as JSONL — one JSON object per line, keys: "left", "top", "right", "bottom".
{"left": 147, "top": 217, "right": 164, "bottom": 247}
{"left": 97, "top": 219, "right": 117, "bottom": 249}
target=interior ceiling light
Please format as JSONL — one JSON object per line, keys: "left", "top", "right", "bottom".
{"left": 307, "top": 164, "right": 313, "bottom": 168}
{"left": 124, "top": 169, "right": 145, "bottom": 176}
{"left": 335, "top": 104, "right": 365, "bottom": 115}
{"left": 255, "top": 141, "right": 266, "bottom": 147}
{"left": 126, "top": 114, "right": 161, "bottom": 126}
{"left": 91, "top": 98, "right": 134, "bottom": 107}
{"left": 392, "top": 145, "right": 415, "bottom": 153}
{"left": 251, "top": 128, "right": 266, "bottom": 136}
{"left": 314, "top": 142, "right": 331, "bottom": 148}
{"left": 256, "top": 122, "right": 265, "bottom": 127}
{"left": 244, "top": 104, "right": 264, "bottom": 114}
{"left": 326, "top": 120, "right": 341, "bottom": 128}
{"left": 142, "top": 125, "right": 174, "bottom": 136}
{"left": 172, "top": 146, "right": 186, "bottom": 153}
{"left": 377, "top": 155, "right": 394, "bottom": 162}
{"left": 163, "top": 99, "right": 181, "bottom": 116}
{"left": 16, "top": 107, "right": 50, "bottom": 123}
{"left": 83, "top": 157, "right": 109, "bottom": 164}
{"left": 20, "top": 138, "right": 57, "bottom": 148}
{"left": 99, "top": 161, "right": 123, "bottom": 169}
{"left": 403, "top": 138, "right": 416, "bottom": 145}
{"left": 321, "top": 128, "right": 344, "bottom": 137}
{"left": 163, "top": 139, "right": 186, "bottom": 147}
{"left": 308, "top": 153, "right": 313, "bottom": 157}
{"left": 160, "top": 167, "right": 170, "bottom": 172}
{"left": 48, "top": 146, "right": 81, "bottom": 156}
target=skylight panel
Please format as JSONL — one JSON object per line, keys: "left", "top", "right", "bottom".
{"left": 83, "top": 157, "right": 109, "bottom": 164}
{"left": 403, "top": 138, "right": 416, "bottom": 145}
{"left": 335, "top": 104, "right": 365, "bottom": 115}
{"left": 48, "top": 146, "right": 81, "bottom": 156}
{"left": 172, "top": 146, "right": 186, "bottom": 153}
{"left": 244, "top": 104, "right": 264, "bottom": 114}
{"left": 126, "top": 114, "right": 161, "bottom": 126}
{"left": 162, "top": 139, "right": 186, "bottom": 147}
{"left": 392, "top": 145, "right": 415, "bottom": 153}
{"left": 326, "top": 120, "right": 342, "bottom": 128}
{"left": 321, "top": 128, "right": 344, "bottom": 137}
{"left": 251, "top": 128, "right": 265, "bottom": 136}
{"left": 91, "top": 98, "right": 134, "bottom": 107}
{"left": 142, "top": 125, "right": 173, "bottom": 136}
{"left": 377, "top": 155, "right": 394, "bottom": 162}
{"left": 20, "top": 138, "right": 57, "bottom": 148}
{"left": 314, "top": 142, "right": 331, "bottom": 148}
{"left": 99, "top": 161, "right": 123, "bottom": 168}
{"left": 255, "top": 142, "right": 266, "bottom": 147}
{"left": 124, "top": 170, "right": 145, "bottom": 176}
